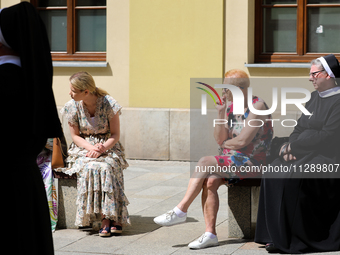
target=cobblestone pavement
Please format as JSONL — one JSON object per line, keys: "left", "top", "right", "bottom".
{"left": 53, "top": 160, "right": 340, "bottom": 255}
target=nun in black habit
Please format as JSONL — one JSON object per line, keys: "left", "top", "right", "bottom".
{"left": 0, "top": 2, "right": 61, "bottom": 254}
{"left": 255, "top": 54, "right": 340, "bottom": 253}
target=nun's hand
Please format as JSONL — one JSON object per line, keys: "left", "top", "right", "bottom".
{"left": 280, "top": 143, "right": 296, "bottom": 162}
{"left": 283, "top": 153, "right": 296, "bottom": 162}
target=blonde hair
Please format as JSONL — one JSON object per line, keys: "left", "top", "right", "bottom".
{"left": 224, "top": 69, "right": 250, "bottom": 88}
{"left": 69, "top": 71, "right": 109, "bottom": 97}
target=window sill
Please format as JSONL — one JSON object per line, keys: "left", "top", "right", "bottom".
{"left": 244, "top": 63, "right": 310, "bottom": 68}
{"left": 52, "top": 61, "right": 108, "bottom": 68}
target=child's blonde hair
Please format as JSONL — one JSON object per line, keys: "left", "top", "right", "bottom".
{"left": 69, "top": 71, "right": 109, "bottom": 97}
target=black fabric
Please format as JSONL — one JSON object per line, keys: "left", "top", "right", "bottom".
{"left": 0, "top": 2, "right": 62, "bottom": 139}
{"left": 256, "top": 178, "right": 340, "bottom": 254}
{"left": 255, "top": 91, "right": 340, "bottom": 253}
{"left": 0, "top": 2, "right": 62, "bottom": 254}
{"left": 1, "top": 63, "right": 54, "bottom": 254}
{"left": 266, "top": 136, "right": 289, "bottom": 164}
{"left": 324, "top": 54, "right": 340, "bottom": 78}
{"left": 290, "top": 91, "right": 340, "bottom": 162}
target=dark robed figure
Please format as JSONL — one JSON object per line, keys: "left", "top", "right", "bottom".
{"left": 255, "top": 54, "right": 340, "bottom": 253}
{"left": 1, "top": 2, "right": 62, "bottom": 254}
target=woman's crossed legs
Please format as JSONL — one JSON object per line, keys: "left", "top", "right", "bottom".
{"left": 154, "top": 156, "right": 228, "bottom": 249}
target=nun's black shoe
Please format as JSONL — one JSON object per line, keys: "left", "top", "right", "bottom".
{"left": 265, "top": 243, "right": 279, "bottom": 253}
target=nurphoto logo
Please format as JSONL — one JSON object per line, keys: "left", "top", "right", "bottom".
{"left": 196, "top": 82, "right": 312, "bottom": 128}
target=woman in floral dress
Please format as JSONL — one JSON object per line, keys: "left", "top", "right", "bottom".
{"left": 58, "top": 71, "right": 130, "bottom": 237}
{"left": 215, "top": 95, "right": 273, "bottom": 184}
{"left": 154, "top": 69, "right": 273, "bottom": 249}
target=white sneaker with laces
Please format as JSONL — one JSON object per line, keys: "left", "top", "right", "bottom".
{"left": 153, "top": 210, "right": 187, "bottom": 226}
{"left": 188, "top": 233, "right": 219, "bottom": 249}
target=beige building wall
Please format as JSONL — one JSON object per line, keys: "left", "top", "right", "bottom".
{"left": 129, "top": 0, "right": 224, "bottom": 109}
{"left": 52, "top": 0, "right": 130, "bottom": 108}
{"left": 1, "top": 0, "right": 130, "bottom": 108}
{"left": 126, "top": 0, "right": 224, "bottom": 160}
{"left": 0, "top": 0, "right": 22, "bottom": 8}
{"left": 224, "top": 0, "right": 312, "bottom": 138}
{"left": 1, "top": 0, "right": 314, "bottom": 160}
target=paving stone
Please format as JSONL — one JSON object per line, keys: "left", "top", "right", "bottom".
{"left": 53, "top": 160, "right": 340, "bottom": 255}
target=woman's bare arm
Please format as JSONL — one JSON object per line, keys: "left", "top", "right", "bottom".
{"left": 222, "top": 101, "right": 268, "bottom": 150}
{"left": 214, "top": 101, "right": 229, "bottom": 145}
{"left": 69, "top": 123, "right": 99, "bottom": 152}
{"left": 102, "top": 113, "right": 120, "bottom": 151}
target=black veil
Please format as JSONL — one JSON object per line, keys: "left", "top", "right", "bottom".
{"left": 0, "top": 2, "right": 62, "bottom": 139}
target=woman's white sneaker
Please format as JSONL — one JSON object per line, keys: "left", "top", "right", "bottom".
{"left": 153, "top": 210, "right": 187, "bottom": 226}
{"left": 188, "top": 233, "right": 219, "bottom": 249}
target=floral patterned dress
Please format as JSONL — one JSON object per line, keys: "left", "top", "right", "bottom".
{"left": 58, "top": 95, "right": 130, "bottom": 227}
{"left": 215, "top": 96, "right": 273, "bottom": 185}
{"left": 37, "top": 138, "right": 58, "bottom": 232}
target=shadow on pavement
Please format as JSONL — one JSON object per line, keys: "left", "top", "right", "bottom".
{"left": 76, "top": 215, "right": 199, "bottom": 237}
{"left": 172, "top": 238, "right": 248, "bottom": 248}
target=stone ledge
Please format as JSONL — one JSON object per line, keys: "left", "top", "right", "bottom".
{"left": 245, "top": 63, "right": 310, "bottom": 68}
{"left": 53, "top": 61, "right": 108, "bottom": 68}
{"left": 58, "top": 107, "right": 191, "bottom": 161}
{"left": 120, "top": 108, "right": 170, "bottom": 160}
{"left": 57, "top": 107, "right": 301, "bottom": 161}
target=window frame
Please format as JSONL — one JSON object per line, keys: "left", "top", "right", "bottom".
{"left": 255, "top": 0, "right": 340, "bottom": 63}
{"left": 32, "top": 0, "right": 106, "bottom": 61}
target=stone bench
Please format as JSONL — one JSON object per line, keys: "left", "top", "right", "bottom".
{"left": 227, "top": 137, "right": 289, "bottom": 239}
{"left": 53, "top": 137, "right": 284, "bottom": 235}
{"left": 228, "top": 179, "right": 261, "bottom": 239}
{"left": 55, "top": 170, "right": 262, "bottom": 236}
{"left": 53, "top": 171, "right": 78, "bottom": 229}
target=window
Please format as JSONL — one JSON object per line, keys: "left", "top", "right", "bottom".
{"left": 255, "top": 0, "right": 340, "bottom": 63}
{"left": 32, "top": 0, "right": 106, "bottom": 61}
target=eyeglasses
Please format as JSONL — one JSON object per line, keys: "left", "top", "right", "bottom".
{"left": 309, "top": 69, "right": 325, "bottom": 78}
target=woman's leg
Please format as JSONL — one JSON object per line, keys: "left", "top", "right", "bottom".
{"left": 110, "top": 220, "right": 123, "bottom": 234}
{"left": 154, "top": 156, "right": 220, "bottom": 226}
{"left": 187, "top": 176, "right": 223, "bottom": 249}
{"left": 99, "top": 214, "right": 111, "bottom": 236}
{"left": 101, "top": 214, "right": 110, "bottom": 230}
{"left": 176, "top": 156, "right": 218, "bottom": 212}
{"left": 201, "top": 176, "right": 225, "bottom": 235}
